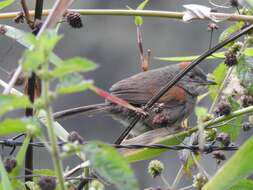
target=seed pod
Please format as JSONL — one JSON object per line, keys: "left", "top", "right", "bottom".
{"left": 148, "top": 160, "right": 164, "bottom": 178}
{"left": 65, "top": 11, "right": 83, "bottom": 28}
{"left": 38, "top": 176, "right": 57, "bottom": 190}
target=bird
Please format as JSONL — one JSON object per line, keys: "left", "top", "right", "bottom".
{"left": 53, "top": 62, "right": 216, "bottom": 137}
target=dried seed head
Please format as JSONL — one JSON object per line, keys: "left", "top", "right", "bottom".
{"left": 215, "top": 102, "right": 232, "bottom": 116}
{"left": 148, "top": 160, "right": 164, "bottom": 178}
{"left": 38, "top": 176, "right": 57, "bottom": 190}
{"left": 207, "top": 23, "right": 219, "bottom": 31}
{"left": 242, "top": 122, "right": 252, "bottom": 131}
{"left": 230, "top": 0, "right": 239, "bottom": 7}
{"left": 68, "top": 131, "right": 84, "bottom": 144}
{"left": 212, "top": 150, "right": 226, "bottom": 163}
{"left": 65, "top": 11, "right": 83, "bottom": 28}
{"left": 241, "top": 95, "right": 253, "bottom": 107}
{"left": 4, "top": 157, "right": 17, "bottom": 173}
{"left": 216, "top": 132, "right": 231, "bottom": 146}
{"left": 224, "top": 51, "right": 238, "bottom": 67}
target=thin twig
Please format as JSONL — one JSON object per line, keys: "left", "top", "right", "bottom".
{"left": 20, "top": 0, "right": 34, "bottom": 28}
{"left": 1, "top": 9, "right": 253, "bottom": 22}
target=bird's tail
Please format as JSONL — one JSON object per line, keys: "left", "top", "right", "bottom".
{"left": 53, "top": 103, "right": 110, "bottom": 120}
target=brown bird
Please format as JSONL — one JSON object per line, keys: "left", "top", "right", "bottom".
{"left": 53, "top": 62, "right": 216, "bottom": 137}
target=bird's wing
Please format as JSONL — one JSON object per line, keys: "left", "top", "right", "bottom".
{"left": 110, "top": 69, "right": 187, "bottom": 105}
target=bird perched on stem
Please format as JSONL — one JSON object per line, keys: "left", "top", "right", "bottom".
{"left": 54, "top": 62, "right": 216, "bottom": 137}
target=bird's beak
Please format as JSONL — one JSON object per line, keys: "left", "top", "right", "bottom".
{"left": 205, "top": 79, "right": 217, "bottom": 85}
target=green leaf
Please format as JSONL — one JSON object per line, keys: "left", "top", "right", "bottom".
{"left": 237, "top": 55, "right": 253, "bottom": 95}
{"left": 0, "top": 118, "right": 41, "bottom": 136}
{"left": 56, "top": 73, "right": 93, "bottom": 95}
{"left": 0, "top": 25, "right": 63, "bottom": 66}
{"left": 22, "top": 49, "right": 45, "bottom": 72}
{"left": 83, "top": 142, "right": 138, "bottom": 190}
{"left": 220, "top": 96, "right": 242, "bottom": 141}
{"left": 33, "top": 169, "right": 56, "bottom": 177}
{"left": 155, "top": 48, "right": 253, "bottom": 62}
{"left": 134, "top": 0, "right": 149, "bottom": 26}
{"left": 229, "top": 179, "right": 253, "bottom": 190}
{"left": 12, "top": 180, "right": 26, "bottom": 190}
{"left": 124, "top": 127, "right": 197, "bottom": 162}
{"left": 219, "top": 22, "right": 244, "bottom": 48}
{"left": 0, "top": 0, "right": 14, "bottom": 10}
{"left": 156, "top": 52, "right": 225, "bottom": 61}
{"left": 0, "top": 95, "right": 31, "bottom": 116}
{"left": 0, "top": 157, "right": 13, "bottom": 190}
{"left": 208, "top": 63, "right": 228, "bottom": 100}
{"left": 10, "top": 136, "right": 31, "bottom": 177}
{"left": 204, "top": 135, "right": 253, "bottom": 190}
{"left": 50, "top": 57, "right": 97, "bottom": 78}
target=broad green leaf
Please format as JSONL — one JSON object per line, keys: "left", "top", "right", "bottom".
{"left": 135, "top": 0, "right": 149, "bottom": 26}
{"left": 229, "top": 179, "right": 253, "bottom": 190}
{"left": 0, "top": 95, "right": 31, "bottom": 116}
{"left": 12, "top": 180, "right": 26, "bottom": 190}
{"left": 50, "top": 57, "right": 97, "bottom": 78}
{"left": 0, "top": 118, "right": 41, "bottom": 136}
{"left": 156, "top": 48, "right": 253, "bottom": 62}
{"left": 22, "top": 49, "right": 45, "bottom": 72}
{"left": 220, "top": 96, "right": 242, "bottom": 141}
{"left": 83, "top": 142, "right": 138, "bottom": 190}
{"left": 237, "top": 55, "right": 253, "bottom": 95}
{"left": 33, "top": 169, "right": 56, "bottom": 177}
{"left": 0, "top": 0, "right": 14, "bottom": 10}
{"left": 124, "top": 127, "right": 197, "bottom": 162}
{"left": 203, "top": 135, "right": 253, "bottom": 190}
{"left": 219, "top": 22, "right": 244, "bottom": 48}
{"left": 56, "top": 73, "right": 93, "bottom": 95}
{"left": 10, "top": 136, "right": 31, "bottom": 176}
{"left": 57, "top": 81, "right": 92, "bottom": 95}
{"left": 208, "top": 63, "right": 228, "bottom": 100}
{"left": 0, "top": 157, "right": 13, "bottom": 190}
{"left": 0, "top": 25, "right": 63, "bottom": 66}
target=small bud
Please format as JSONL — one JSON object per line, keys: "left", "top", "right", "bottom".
{"left": 242, "top": 122, "right": 252, "bottom": 131}
{"left": 224, "top": 51, "right": 238, "bottom": 67}
{"left": 64, "top": 11, "right": 83, "bottom": 28}
{"left": 193, "top": 173, "right": 208, "bottom": 190}
{"left": 215, "top": 102, "right": 232, "bottom": 116}
{"left": 204, "top": 128, "right": 217, "bottom": 142}
{"left": 241, "top": 95, "right": 253, "bottom": 107}
{"left": 148, "top": 160, "right": 164, "bottom": 178}
{"left": 4, "top": 157, "right": 17, "bottom": 173}
{"left": 90, "top": 180, "right": 104, "bottom": 190}
{"left": 212, "top": 151, "right": 226, "bottom": 164}
{"left": 13, "top": 12, "right": 25, "bottom": 24}
{"left": 38, "top": 176, "right": 57, "bottom": 190}
{"left": 68, "top": 131, "right": 84, "bottom": 144}
{"left": 0, "top": 25, "right": 7, "bottom": 35}
{"left": 230, "top": 0, "right": 239, "bottom": 7}
{"left": 216, "top": 132, "right": 231, "bottom": 146}
{"left": 207, "top": 23, "right": 219, "bottom": 31}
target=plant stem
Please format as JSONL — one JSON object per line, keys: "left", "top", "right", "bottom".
{"left": 42, "top": 71, "right": 66, "bottom": 190}
{"left": 1, "top": 9, "right": 253, "bottom": 22}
